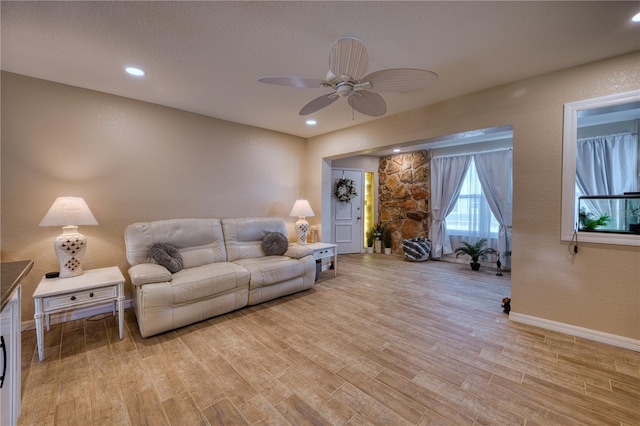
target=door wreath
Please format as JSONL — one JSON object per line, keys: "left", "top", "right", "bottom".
{"left": 334, "top": 178, "right": 358, "bottom": 202}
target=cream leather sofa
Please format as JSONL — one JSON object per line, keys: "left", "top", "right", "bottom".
{"left": 125, "top": 217, "right": 315, "bottom": 337}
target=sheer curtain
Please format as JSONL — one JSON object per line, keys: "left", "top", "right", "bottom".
{"left": 429, "top": 154, "right": 471, "bottom": 258}
{"left": 446, "top": 160, "right": 499, "bottom": 252}
{"left": 576, "top": 133, "right": 637, "bottom": 196}
{"left": 474, "top": 149, "right": 513, "bottom": 267}
{"left": 576, "top": 133, "right": 638, "bottom": 219}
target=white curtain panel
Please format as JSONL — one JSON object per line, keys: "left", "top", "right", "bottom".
{"left": 474, "top": 149, "right": 513, "bottom": 267}
{"left": 429, "top": 154, "right": 471, "bottom": 258}
{"left": 576, "top": 133, "right": 638, "bottom": 217}
{"left": 446, "top": 159, "right": 499, "bottom": 258}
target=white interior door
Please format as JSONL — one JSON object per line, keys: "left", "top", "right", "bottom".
{"left": 331, "top": 168, "right": 363, "bottom": 254}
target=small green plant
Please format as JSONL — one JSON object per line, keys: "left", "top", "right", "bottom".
{"left": 454, "top": 238, "right": 497, "bottom": 271}
{"left": 372, "top": 222, "right": 383, "bottom": 240}
{"left": 366, "top": 227, "right": 375, "bottom": 247}
{"left": 381, "top": 224, "right": 392, "bottom": 249}
{"left": 579, "top": 209, "right": 611, "bottom": 230}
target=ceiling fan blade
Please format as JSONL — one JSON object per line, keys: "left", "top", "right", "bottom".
{"left": 362, "top": 68, "right": 438, "bottom": 93}
{"left": 347, "top": 91, "right": 387, "bottom": 117}
{"left": 258, "top": 76, "right": 329, "bottom": 89}
{"left": 299, "top": 93, "right": 339, "bottom": 116}
{"left": 329, "top": 37, "right": 369, "bottom": 81}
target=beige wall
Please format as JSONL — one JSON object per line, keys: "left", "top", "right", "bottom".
{"left": 1, "top": 72, "right": 307, "bottom": 320}
{"left": 307, "top": 52, "right": 640, "bottom": 341}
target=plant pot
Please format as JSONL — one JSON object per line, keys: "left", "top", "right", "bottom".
{"left": 366, "top": 247, "right": 373, "bottom": 254}
{"left": 384, "top": 247, "right": 392, "bottom": 255}
{"left": 374, "top": 240, "right": 381, "bottom": 253}
{"left": 629, "top": 223, "right": 640, "bottom": 234}
{"left": 470, "top": 262, "right": 481, "bottom": 271}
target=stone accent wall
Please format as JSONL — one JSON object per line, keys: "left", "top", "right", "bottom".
{"left": 378, "top": 151, "right": 430, "bottom": 253}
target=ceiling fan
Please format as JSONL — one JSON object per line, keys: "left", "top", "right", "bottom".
{"left": 258, "top": 37, "right": 438, "bottom": 117}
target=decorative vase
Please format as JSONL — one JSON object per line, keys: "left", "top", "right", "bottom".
{"left": 374, "top": 240, "right": 381, "bottom": 253}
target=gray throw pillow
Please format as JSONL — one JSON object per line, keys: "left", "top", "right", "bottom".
{"left": 149, "top": 242, "right": 184, "bottom": 273}
{"left": 261, "top": 232, "right": 289, "bottom": 256}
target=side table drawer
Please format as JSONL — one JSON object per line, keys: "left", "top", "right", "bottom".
{"left": 313, "top": 246, "right": 335, "bottom": 260}
{"left": 43, "top": 286, "right": 117, "bottom": 311}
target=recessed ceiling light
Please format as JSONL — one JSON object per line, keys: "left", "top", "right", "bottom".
{"left": 633, "top": 12, "right": 640, "bottom": 22}
{"left": 393, "top": 148, "right": 401, "bottom": 153}
{"left": 306, "top": 119, "right": 317, "bottom": 126}
{"left": 125, "top": 67, "right": 145, "bottom": 77}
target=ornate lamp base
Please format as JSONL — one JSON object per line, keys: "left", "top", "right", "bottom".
{"left": 295, "top": 218, "right": 310, "bottom": 245}
{"left": 53, "top": 226, "right": 87, "bottom": 278}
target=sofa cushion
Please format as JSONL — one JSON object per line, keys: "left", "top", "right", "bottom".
{"left": 222, "top": 217, "right": 289, "bottom": 261}
{"left": 261, "top": 232, "right": 289, "bottom": 256}
{"left": 128, "top": 263, "right": 172, "bottom": 286}
{"left": 179, "top": 248, "right": 218, "bottom": 269}
{"left": 169, "top": 262, "right": 250, "bottom": 305}
{"left": 284, "top": 245, "right": 314, "bottom": 259}
{"left": 149, "top": 243, "right": 184, "bottom": 273}
{"left": 234, "top": 256, "right": 307, "bottom": 288}
{"left": 125, "top": 218, "right": 227, "bottom": 266}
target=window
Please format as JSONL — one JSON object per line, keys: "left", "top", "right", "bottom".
{"left": 447, "top": 159, "right": 500, "bottom": 238}
{"left": 429, "top": 131, "right": 512, "bottom": 261}
{"left": 561, "top": 90, "right": 640, "bottom": 246}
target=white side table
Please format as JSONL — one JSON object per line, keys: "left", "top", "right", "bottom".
{"left": 294, "top": 242, "right": 338, "bottom": 277}
{"left": 33, "top": 266, "right": 125, "bottom": 361}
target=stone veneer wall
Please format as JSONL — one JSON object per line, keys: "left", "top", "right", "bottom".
{"left": 378, "top": 151, "right": 431, "bottom": 254}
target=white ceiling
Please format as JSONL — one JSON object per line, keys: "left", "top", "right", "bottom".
{"left": 2, "top": 1, "right": 639, "bottom": 139}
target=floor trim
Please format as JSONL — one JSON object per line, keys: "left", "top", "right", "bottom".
{"left": 510, "top": 311, "right": 640, "bottom": 352}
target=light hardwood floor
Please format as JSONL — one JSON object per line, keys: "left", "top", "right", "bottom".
{"left": 19, "top": 254, "right": 639, "bottom": 425}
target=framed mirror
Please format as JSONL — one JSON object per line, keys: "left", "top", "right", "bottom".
{"left": 561, "top": 90, "right": 640, "bottom": 246}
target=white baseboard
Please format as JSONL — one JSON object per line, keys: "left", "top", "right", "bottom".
{"left": 21, "top": 299, "right": 132, "bottom": 332}
{"left": 509, "top": 311, "right": 640, "bottom": 352}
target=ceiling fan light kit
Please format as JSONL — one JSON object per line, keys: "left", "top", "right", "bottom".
{"left": 258, "top": 37, "right": 437, "bottom": 118}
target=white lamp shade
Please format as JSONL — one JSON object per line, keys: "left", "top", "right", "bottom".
{"left": 289, "top": 199, "right": 315, "bottom": 218}
{"left": 39, "top": 197, "right": 98, "bottom": 227}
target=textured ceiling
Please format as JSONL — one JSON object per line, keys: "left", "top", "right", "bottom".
{"left": 2, "top": 1, "right": 639, "bottom": 138}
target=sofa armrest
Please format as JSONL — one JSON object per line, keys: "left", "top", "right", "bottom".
{"left": 128, "top": 263, "right": 171, "bottom": 286}
{"left": 284, "top": 245, "right": 314, "bottom": 259}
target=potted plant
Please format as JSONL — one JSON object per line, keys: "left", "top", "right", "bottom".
{"left": 366, "top": 227, "right": 375, "bottom": 253}
{"left": 381, "top": 224, "right": 392, "bottom": 254}
{"left": 579, "top": 209, "right": 610, "bottom": 231}
{"left": 372, "top": 223, "right": 383, "bottom": 253}
{"left": 454, "top": 238, "right": 497, "bottom": 271}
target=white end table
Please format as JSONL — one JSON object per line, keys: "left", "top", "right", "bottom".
{"left": 293, "top": 242, "right": 338, "bottom": 277}
{"left": 33, "top": 266, "right": 125, "bottom": 361}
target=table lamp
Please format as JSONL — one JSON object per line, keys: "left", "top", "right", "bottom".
{"left": 39, "top": 196, "right": 98, "bottom": 277}
{"left": 289, "top": 199, "right": 315, "bottom": 245}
